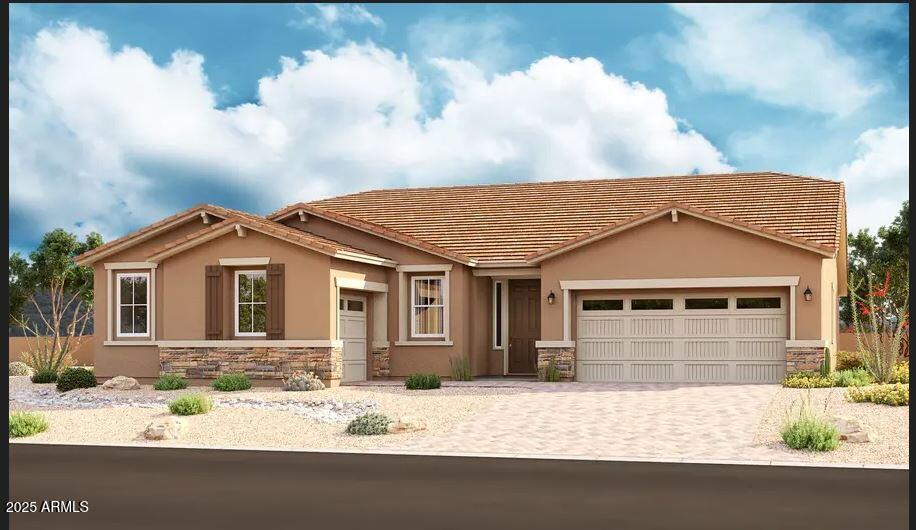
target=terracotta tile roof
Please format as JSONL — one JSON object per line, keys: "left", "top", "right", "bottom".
{"left": 273, "top": 172, "right": 844, "bottom": 263}
{"left": 75, "top": 204, "right": 234, "bottom": 265}
{"left": 144, "top": 214, "right": 393, "bottom": 264}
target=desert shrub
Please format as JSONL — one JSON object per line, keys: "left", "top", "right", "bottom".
{"left": 9, "top": 412, "right": 49, "bottom": 438}
{"left": 30, "top": 369, "right": 58, "bottom": 384}
{"left": 283, "top": 371, "right": 326, "bottom": 391}
{"left": 781, "top": 371, "right": 832, "bottom": 389}
{"left": 780, "top": 391, "right": 839, "bottom": 451}
{"left": 538, "top": 359, "right": 562, "bottom": 382}
{"left": 846, "top": 384, "right": 909, "bottom": 406}
{"left": 55, "top": 367, "right": 97, "bottom": 392}
{"left": 168, "top": 393, "right": 213, "bottom": 415}
{"left": 890, "top": 361, "right": 909, "bottom": 384}
{"left": 449, "top": 357, "right": 472, "bottom": 381}
{"left": 405, "top": 373, "right": 441, "bottom": 390}
{"left": 212, "top": 373, "right": 251, "bottom": 392}
{"left": 9, "top": 361, "right": 33, "bottom": 377}
{"left": 154, "top": 374, "right": 188, "bottom": 391}
{"left": 346, "top": 412, "right": 391, "bottom": 435}
{"left": 829, "top": 368, "right": 873, "bottom": 387}
{"left": 836, "top": 351, "right": 863, "bottom": 371}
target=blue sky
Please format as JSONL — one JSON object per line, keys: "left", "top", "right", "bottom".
{"left": 8, "top": 3, "right": 910, "bottom": 254}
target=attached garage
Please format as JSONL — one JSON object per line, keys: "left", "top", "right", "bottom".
{"left": 576, "top": 290, "right": 788, "bottom": 383}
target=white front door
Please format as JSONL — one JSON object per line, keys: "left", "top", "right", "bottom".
{"left": 339, "top": 295, "right": 368, "bottom": 383}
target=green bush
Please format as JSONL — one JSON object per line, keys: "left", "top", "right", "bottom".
{"left": 829, "top": 368, "right": 873, "bottom": 387}
{"left": 405, "top": 373, "right": 441, "bottom": 390}
{"left": 449, "top": 357, "right": 473, "bottom": 381}
{"left": 836, "top": 350, "right": 863, "bottom": 371}
{"left": 781, "top": 416, "right": 840, "bottom": 451}
{"left": 781, "top": 371, "right": 832, "bottom": 388}
{"left": 346, "top": 412, "right": 391, "bottom": 435}
{"left": 9, "top": 412, "right": 49, "bottom": 438}
{"left": 538, "top": 359, "right": 562, "bottom": 382}
{"left": 168, "top": 393, "right": 213, "bottom": 415}
{"left": 846, "top": 384, "right": 909, "bottom": 406}
{"left": 153, "top": 374, "right": 189, "bottom": 391}
{"left": 212, "top": 373, "right": 251, "bottom": 392}
{"left": 9, "top": 361, "right": 33, "bottom": 377}
{"left": 890, "top": 361, "right": 909, "bottom": 384}
{"left": 31, "top": 369, "right": 58, "bottom": 384}
{"left": 56, "top": 367, "right": 97, "bottom": 392}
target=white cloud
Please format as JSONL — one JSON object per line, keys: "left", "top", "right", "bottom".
{"left": 669, "top": 4, "right": 882, "bottom": 116}
{"left": 9, "top": 24, "right": 732, "bottom": 245}
{"left": 289, "top": 3, "right": 383, "bottom": 39}
{"left": 837, "top": 126, "right": 909, "bottom": 234}
{"left": 408, "top": 14, "right": 520, "bottom": 75}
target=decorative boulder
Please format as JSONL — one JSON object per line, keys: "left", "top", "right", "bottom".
{"left": 143, "top": 417, "right": 186, "bottom": 440}
{"left": 387, "top": 415, "right": 427, "bottom": 434}
{"left": 102, "top": 376, "right": 141, "bottom": 390}
{"left": 830, "top": 416, "right": 870, "bottom": 443}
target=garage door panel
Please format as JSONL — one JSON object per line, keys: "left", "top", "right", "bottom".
{"left": 685, "top": 363, "right": 729, "bottom": 382}
{"left": 684, "top": 317, "right": 729, "bottom": 336}
{"left": 630, "top": 318, "right": 674, "bottom": 336}
{"left": 685, "top": 341, "right": 729, "bottom": 359}
{"left": 577, "top": 292, "right": 786, "bottom": 383}
{"left": 579, "top": 318, "right": 623, "bottom": 337}
{"left": 579, "top": 340, "right": 624, "bottom": 360}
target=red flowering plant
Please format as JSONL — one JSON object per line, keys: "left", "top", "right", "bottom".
{"left": 850, "top": 270, "right": 909, "bottom": 383}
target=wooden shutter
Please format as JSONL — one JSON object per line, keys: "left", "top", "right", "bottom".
{"left": 205, "top": 265, "right": 222, "bottom": 340}
{"left": 266, "top": 263, "right": 285, "bottom": 340}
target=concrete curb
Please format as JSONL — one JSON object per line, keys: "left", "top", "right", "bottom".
{"left": 11, "top": 440, "right": 908, "bottom": 470}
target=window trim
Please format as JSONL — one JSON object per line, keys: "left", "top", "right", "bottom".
{"left": 115, "top": 272, "right": 150, "bottom": 338}
{"left": 234, "top": 269, "right": 267, "bottom": 337}
{"left": 410, "top": 275, "right": 446, "bottom": 339}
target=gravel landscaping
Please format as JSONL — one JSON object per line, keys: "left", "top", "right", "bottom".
{"left": 9, "top": 376, "right": 909, "bottom": 465}
{"left": 755, "top": 386, "right": 909, "bottom": 465}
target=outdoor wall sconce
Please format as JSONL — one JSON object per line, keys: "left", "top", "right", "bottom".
{"left": 547, "top": 291, "right": 556, "bottom": 305}
{"left": 803, "top": 286, "right": 813, "bottom": 301}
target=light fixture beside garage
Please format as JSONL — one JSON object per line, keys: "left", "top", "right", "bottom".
{"left": 803, "top": 286, "right": 813, "bottom": 301}
{"left": 547, "top": 291, "right": 556, "bottom": 305}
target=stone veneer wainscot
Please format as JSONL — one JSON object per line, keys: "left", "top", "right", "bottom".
{"left": 536, "top": 346, "right": 576, "bottom": 382}
{"left": 785, "top": 346, "right": 826, "bottom": 374}
{"left": 159, "top": 345, "right": 342, "bottom": 386}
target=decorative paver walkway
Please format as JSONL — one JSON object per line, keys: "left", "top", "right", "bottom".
{"left": 395, "top": 382, "right": 787, "bottom": 461}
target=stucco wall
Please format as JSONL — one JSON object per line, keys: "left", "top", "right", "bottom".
{"left": 539, "top": 214, "right": 834, "bottom": 343}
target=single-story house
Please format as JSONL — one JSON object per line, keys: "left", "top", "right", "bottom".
{"left": 75, "top": 172, "right": 847, "bottom": 386}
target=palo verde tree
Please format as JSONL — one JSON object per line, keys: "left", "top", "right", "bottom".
{"left": 8, "top": 229, "right": 103, "bottom": 373}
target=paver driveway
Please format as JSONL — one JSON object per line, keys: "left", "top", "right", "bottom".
{"left": 398, "top": 382, "right": 786, "bottom": 461}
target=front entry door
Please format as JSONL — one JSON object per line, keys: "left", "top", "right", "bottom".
{"left": 508, "top": 279, "right": 540, "bottom": 374}
{"left": 339, "top": 295, "right": 367, "bottom": 383}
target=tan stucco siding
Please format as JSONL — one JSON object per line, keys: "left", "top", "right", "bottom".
{"left": 159, "top": 230, "right": 333, "bottom": 340}
{"left": 539, "top": 214, "right": 833, "bottom": 342}
{"left": 96, "top": 216, "right": 220, "bottom": 262}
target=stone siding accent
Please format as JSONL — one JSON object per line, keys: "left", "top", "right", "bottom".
{"left": 371, "top": 345, "right": 390, "bottom": 379}
{"left": 159, "top": 346, "right": 342, "bottom": 386}
{"left": 536, "top": 346, "right": 576, "bottom": 382}
{"left": 785, "top": 347, "right": 826, "bottom": 373}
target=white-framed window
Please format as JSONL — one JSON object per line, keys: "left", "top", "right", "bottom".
{"left": 235, "top": 270, "right": 267, "bottom": 336}
{"left": 116, "top": 272, "right": 150, "bottom": 337}
{"left": 493, "top": 280, "right": 503, "bottom": 349}
{"left": 411, "top": 276, "right": 445, "bottom": 338}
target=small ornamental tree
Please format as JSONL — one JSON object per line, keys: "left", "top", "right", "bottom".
{"left": 850, "top": 270, "right": 909, "bottom": 383}
{"left": 9, "top": 229, "right": 102, "bottom": 374}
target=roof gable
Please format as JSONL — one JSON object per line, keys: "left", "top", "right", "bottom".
{"left": 526, "top": 202, "right": 837, "bottom": 263}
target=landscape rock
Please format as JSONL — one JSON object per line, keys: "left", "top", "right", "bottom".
{"left": 830, "top": 416, "right": 870, "bottom": 443}
{"left": 387, "top": 415, "right": 427, "bottom": 434}
{"left": 102, "top": 376, "right": 141, "bottom": 391}
{"left": 143, "top": 417, "right": 186, "bottom": 440}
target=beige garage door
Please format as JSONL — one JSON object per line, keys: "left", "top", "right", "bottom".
{"left": 576, "top": 292, "right": 786, "bottom": 383}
